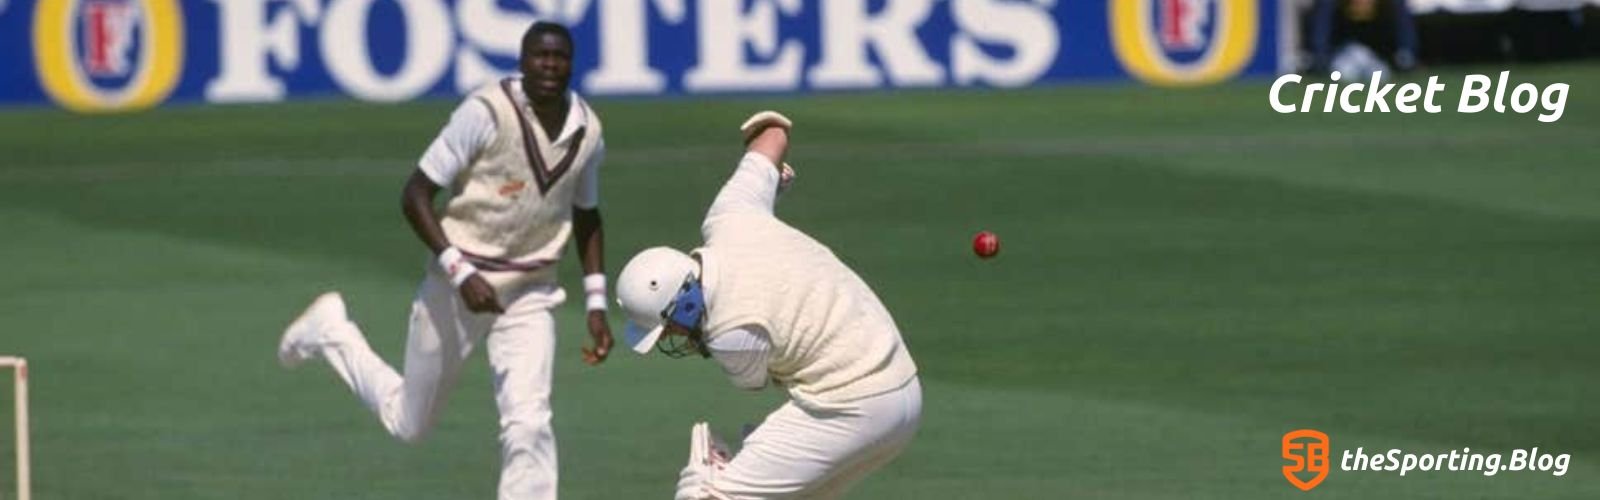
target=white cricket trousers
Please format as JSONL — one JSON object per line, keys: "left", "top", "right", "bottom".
{"left": 322, "top": 267, "right": 563, "bottom": 500}
{"left": 712, "top": 377, "right": 922, "bottom": 499}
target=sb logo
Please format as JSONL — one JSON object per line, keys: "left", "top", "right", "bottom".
{"left": 1282, "top": 429, "right": 1329, "bottom": 491}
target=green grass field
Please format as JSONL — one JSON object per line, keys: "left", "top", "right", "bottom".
{"left": 2, "top": 64, "right": 1598, "bottom": 499}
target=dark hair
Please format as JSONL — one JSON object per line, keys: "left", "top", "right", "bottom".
{"left": 521, "top": 21, "right": 574, "bottom": 58}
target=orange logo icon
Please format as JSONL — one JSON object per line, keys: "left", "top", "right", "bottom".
{"left": 498, "top": 180, "right": 527, "bottom": 197}
{"left": 1282, "top": 429, "right": 1329, "bottom": 491}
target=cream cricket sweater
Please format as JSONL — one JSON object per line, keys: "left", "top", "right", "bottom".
{"left": 439, "top": 78, "right": 602, "bottom": 294}
{"left": 698, "top": 208, "right": 918, "bottom": 408}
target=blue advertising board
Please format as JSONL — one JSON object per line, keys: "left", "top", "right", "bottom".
{"left": 0, "top": 0, "right": 1285, "bottom": 112}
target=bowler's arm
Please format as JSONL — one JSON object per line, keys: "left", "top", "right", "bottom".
{"left": 572, "top": 137, "right": 607, "bottom": 280}
{"left": 572, "top": 209, "right": 605, "bottom": 278}
{"left": 404, "top": 98, "right": 503, "bottom": 314}
{"left": 572, "top": 138, "right": 613, "bottom": 365}
{"left": 406, "top": 98, "right": 494, "bottom": 254}
{"left": 401, "top": 172, "right": 450, "bottom": 254}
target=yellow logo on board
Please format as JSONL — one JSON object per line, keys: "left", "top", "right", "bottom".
{"left": 1109, "top": 0, "right": 1257, "bottom": 86}
{"left": 33, "top": 0, "right": 184, "bottom": 112}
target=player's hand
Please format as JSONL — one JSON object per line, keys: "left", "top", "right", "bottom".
{"left": 581, "top": 310, "right": 613, "bottom": 365}
{"left": 459, "top": 276, "right": 504, "bottom": 314}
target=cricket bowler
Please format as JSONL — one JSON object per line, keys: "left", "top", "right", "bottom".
{"left": 616, "top": 111, "right": 922, "bottom": 499}
{"left": 276, "top": 21, "right": 613, "bottom": 500}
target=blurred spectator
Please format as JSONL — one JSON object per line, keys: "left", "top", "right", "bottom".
{"left": 1310, "top": 0, "right": 1421, "bottom": 73}
{"left": 1330, "top": 43, "right": 1393, "bottom": 82}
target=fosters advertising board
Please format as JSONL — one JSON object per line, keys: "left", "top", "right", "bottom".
{"left": 0, "top": 0, "right": 1286, "bottom": 112}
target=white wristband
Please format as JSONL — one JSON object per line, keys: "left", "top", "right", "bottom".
{"left": 583, "top": 273, "right": 607, "bottom": 312}
{"left": 437, "top": 247, "right": 479, "bottom": 287}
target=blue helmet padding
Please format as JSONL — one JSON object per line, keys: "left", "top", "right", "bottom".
{"left": 666, "top": 277, "right": 707, "bottom": 331}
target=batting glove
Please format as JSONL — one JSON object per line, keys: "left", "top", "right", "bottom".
{"left": 740, "top": 110, "right": 793, "bottom": 144}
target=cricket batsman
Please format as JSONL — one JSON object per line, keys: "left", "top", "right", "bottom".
{"left": 276, "top": 21, "right": 613, "bottom": 500}
{"left": 616, "top": 111, "right": 922, "bottom": 499}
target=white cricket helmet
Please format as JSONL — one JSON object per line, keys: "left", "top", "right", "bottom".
{"left": 616, "top": 246, "right": 699, "bottom": 354}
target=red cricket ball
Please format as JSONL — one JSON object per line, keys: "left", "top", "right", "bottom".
{"left": 972, "top": 231, "right": 1000, "bottom": 259}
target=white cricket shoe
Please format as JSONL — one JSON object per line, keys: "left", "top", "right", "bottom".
{"left": 278, "top": 292, "right": 351, "bottom": 369}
